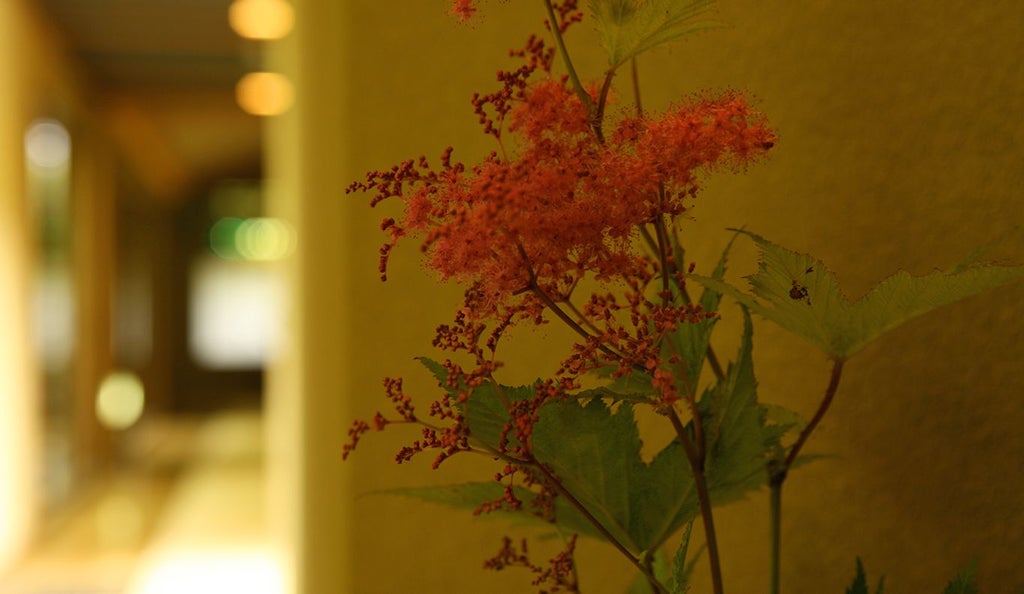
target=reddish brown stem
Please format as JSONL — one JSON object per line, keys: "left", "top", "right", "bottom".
{"left": 667, "top": 408, "right": 724, "bottom": 594}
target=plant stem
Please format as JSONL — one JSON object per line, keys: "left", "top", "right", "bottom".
{"left": 667, "top": 409, "right": 724, "bottom": 594}
{"left": 768, "top": 358, "right": 845, "bottom": 594}
{"left": 593, "top": 69, "right": 617, "bottom": 142}
{"left": 531, "top": 459, "right": 670, "bottom": 594}
{"left": 653, "top": 214, "right": 673, "bottom": 304}
{"left": 769, "top": 480, "right": 782, "bottom": 594}
{"left": 630, "top": 57, "right": 643, "bottom": 116}
{"left": 542, "top": 0, "right": 592, "bottom": 116}
{"left": 642, "top": 551, "right": 660, "bottom": 594}
{"left": 638, "top": 224, "right": 726, "bottom": 384}
{"left": 783, "top": 358, "right": 845, "bottom": 471}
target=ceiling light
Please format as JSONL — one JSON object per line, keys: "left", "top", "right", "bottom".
{"left": 229, "top": 0, "right": 295, "bottom": 40}
{"left": 236, "top": 72, "right": 294, "bottom": 117}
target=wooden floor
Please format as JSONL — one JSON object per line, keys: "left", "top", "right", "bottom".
{"left": 0, "top": 410, "right": 279, "bottom": 594}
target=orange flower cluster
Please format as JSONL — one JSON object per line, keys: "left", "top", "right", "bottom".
{"left": 344, "top": 1, "right": 775, "bottom": 486}
{"left": 350, "top": 77, "right": 775, "bottom": 323}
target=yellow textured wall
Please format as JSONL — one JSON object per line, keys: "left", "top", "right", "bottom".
{"left": 289, "top": 1, "right": 1024, "bottom": 592}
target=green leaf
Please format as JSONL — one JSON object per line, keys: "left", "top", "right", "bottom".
{"left": 669, "top": 521, "right": 701, "bottom": 594}
{"left": 625, "top": 549, "right": 672, "bottom": 594}
{"left": 374, "top": 481, "right": 603, "bottom": 540}
{"left": 588, "top": 0, "right": 724, "bottom": 68}
{"left": 845, "top": 557, "right": 869, "bottom": 594}
{"left": 662, "top": 233, "right": 736, "bottom": 398}
{"left": 373, "top": 481, "right": 515, "bottom": 513}
{"left": 941, "top": 560, "right": 978, "bottom": 594}
{"left": 419, "top": 359, "right": 700, "bottom": 551}
{"left": 577, "top": 376, "right": 657, "bottom": 405}
{"left": 418, "top": 357, "right": 535, "bottom": 452}
{"left": 844, "top": 558, "right": 885, "bottom": 594}
{"left": 700, "top": 307, "right": 770, "bottom": 503}
{"left": 688, "top": 230, "right": 1024, "bottom": 360}
{"left": 532, "top": 398, "right": 697, "bottom": 553}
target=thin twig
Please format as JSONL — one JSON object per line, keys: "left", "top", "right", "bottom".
{"left": 593, "top": 68, "right": 617, "bottom": 142}
{"left": 783, "top": 358, "right": 845, "bottom": 472}
{"left": 666, "top": 408, "right": 724, "bottom": 594}
{"left": 630, "top": 57, "right": 643, "bottom": 116}
{"left": 542, "top": 0, "right": 593, "bottom": 116}
{"left": 767, "top": 358, "right": 845, "bottom": 594}
{"left": 639, "top": 223, "right": 726, "bottom": 383}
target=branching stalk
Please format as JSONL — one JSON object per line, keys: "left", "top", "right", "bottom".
{"left": 542, "top": 0, "right": 593, "bottom": 116}
{"left": 642, "top": 551, "right": 660, "bottom": 594}
{"left": 638, "top": 224, "right": 726, "bottom": 383}
{"left": 783, "top": 359, "right": 845, "bottom": 471}
{"left": 593, "top": 68, "right": 618, "bottom": 142}
{"left": 768, "top": 358, "right": 846, "bottom": 594}
{"left": 531, "top": 458, "right": 670, "bottom": 594}
{"left": 769, "top": 481, "right": 782, "bottom": 594}
{"left": 516, "top": 242, "right": 628, "bottom": 361}
{"left": 667, "top": 409, "right": 724, "bottom": 594}
{"left": 631, "top": 57, "right": 643, "bottom": 116}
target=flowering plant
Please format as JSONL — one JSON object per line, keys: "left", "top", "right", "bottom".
{"left": 344, "top": 2, "right": 1023, "bottom": 592}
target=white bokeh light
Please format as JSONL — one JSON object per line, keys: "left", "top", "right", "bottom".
{"left": 24, "top": 118, "right": 71, "bottom": 169}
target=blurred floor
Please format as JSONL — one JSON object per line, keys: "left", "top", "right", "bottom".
{"left": 0, "top": 409, "right": 277, "bottom": 594}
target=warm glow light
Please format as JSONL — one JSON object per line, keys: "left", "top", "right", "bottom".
{"left": 95, "top": 371, "right": 146, "bottom": 430}
{"left": 24, "top": 118, "right": 71, "bottom": 169}
{"left": 236, "top": 72, "right": 294, "bottom": 116}
{"left": 229, "top": 0, "right": 294, "bottom": 40}
{"left": 130, "top": 549, "right": 283, "bottom": 594}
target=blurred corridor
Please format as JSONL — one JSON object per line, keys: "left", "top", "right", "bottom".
{"left": 1, "top": 1, "right": 305, "bottom": 592}
{"left": 2, "top": 410, "right": 275, "bottom": 594}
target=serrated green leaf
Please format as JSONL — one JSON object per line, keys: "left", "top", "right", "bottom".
{"left": 589, "top": 0, "right": 723, "bottom": 68}
{"left": 689, "top": 230, "right": 1024, "bottom": 360}
{"left": 418, "top": 359, "right": 697, "bottom": 550}
{"left": 417, "top": 356, "right": 448, "bottom": 384}
{"left": 533, "top": 399, "right": 649, "bottom": 552}
{"left": 371, "top": 481, "right": 602, "bottom": 540}
{"left": 577, "top": 382, "right": 657, "bottom": 405}
{"left": 669, "top": 521, "right": 698, "bottom": 594}
{"left": 532, "top": 398, "right": 701, "bottom": 554}
{"left": 465, "top": 382, "right": 537, "bottom": 451}
{"left": 845, "top": 558, "right": 887, "bottom": 594}
{"left": 951, "top": 224, "right": 1022, "bottom": 272}
{"left": 941, "top": 560, "right": 978, "bottom": 594}
{"left": 662, "top": 233, "right": 736, "bottom": 397}
{"left": 845, "top": 557, "right": 869, "bottom": 594}
{"left": 761, "top": 403, "right": 806, "bottom": 459}
{"left": 418, "top": 357, "right": 536, "bottom": 452}
{"left": 700, "top": 308, "right": 770, "bottom": 502}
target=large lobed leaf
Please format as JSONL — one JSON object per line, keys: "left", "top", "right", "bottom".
{"left": 407, "top": 310, "right": 795, "bottom": 558}
{"left": 699, "top": 307, "right": 773, "bottom": 503}
{"left": 588, "top": 0, "right": 723, "bottom": 68}
{"left": 375, "top": 482, "right": 601, "bottom": 540}
{"left": 532, "top": 397, "right": 698, "bottom": 554}
{"left": 662, "top": 233, "right": 736, "bottom": 398}
{"left": 689, "top": 230, "right": 1024, "bottom": 360}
